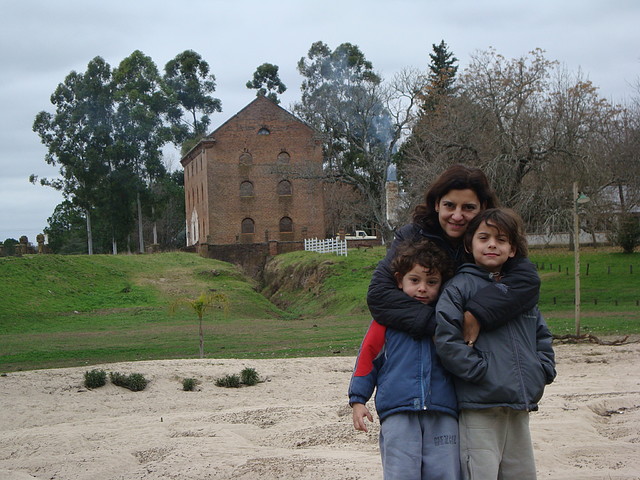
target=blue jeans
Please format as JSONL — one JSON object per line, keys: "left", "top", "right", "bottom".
{"left": 380, "top": 411, "right": 460, "bottom": 480}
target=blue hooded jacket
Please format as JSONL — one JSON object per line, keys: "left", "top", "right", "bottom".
{"left": 349, "top": 320, "right": 458, "bottom": 422}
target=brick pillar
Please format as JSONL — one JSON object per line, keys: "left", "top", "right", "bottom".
{"left": 268, "top": 240, "right": 278, "bottom": 256}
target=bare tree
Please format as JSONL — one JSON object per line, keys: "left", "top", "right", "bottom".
{"left": 402, "top": 47, "right": 625, "bottom": 238}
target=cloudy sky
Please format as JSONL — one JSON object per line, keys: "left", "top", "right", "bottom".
{"left": 1, "top": 0, "right": 638, "bottom": 243}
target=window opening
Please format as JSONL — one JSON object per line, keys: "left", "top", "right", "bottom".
{"left": 241, "top": 218, "right": 255, "bottom": 234}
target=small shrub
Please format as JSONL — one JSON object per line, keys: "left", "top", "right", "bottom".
{"left": 240, "top": 367, "right": 260, "bottom": 386}
{"left": 616, "top": 214, "right": 640, "bottom": 253}
{"left": 126, "top": 373, "right": 149, "bottom": 391}
{"left": 84, "top": 369, "right": 107, "bottom": 389}
{"left": 215, "top": 369, "right": 261, "bottom": 388}
{"left": 109, "top": 371, "right": 127, "bottom": 387}
{"left": 109, "top": 371, "right": 149, "bottom": 391}
{"left": 182, "top": 377, "right": 199, "bottom": 391}
{"left": 215, "top": 374, "right": 241, "bottom": 388}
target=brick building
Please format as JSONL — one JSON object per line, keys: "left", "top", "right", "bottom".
{"left": 181, "top": 96, "right": 326, "bottom": 247}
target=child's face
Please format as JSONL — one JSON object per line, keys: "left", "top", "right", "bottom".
{"left": 396, "top": 264, "right": 442, "bottom": 304}
{"left": 471, "top": 220, "right": 516, "bottom": 274}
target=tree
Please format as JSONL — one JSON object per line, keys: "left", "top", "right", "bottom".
{"left": 142, "top": 168, "right": 185, "bottom": 250}
{"left": 294, "top": 41, "right": 424, "bottom": 240}
{"left": 43, "top": 200, "right": 88, "bottom": 254}
{"left": 32, "top": 56, "right": 115, "bottom": 255}
{"left": 615, "top": 214, "right": 640, "bottom": 253}
{"left": 112, "top": 50, "right": 171, "bottom": 253}
{"left": 170, "top": 292, "right": 229, "bottom": 358}
{"left": 418, "top": 40, "right": 459, "bottom": 112}
{"left": 397, "top": 40, "right": 460, "bottom": 193}
{"left": 429, "top": 40, "right": 458, "bottom": 94}
{"left": 246, "top": 63, "right": 287, "bottom": 104}
{"left": 401, "top": 47, "right": 622, "bottom": 236}
{"left": 2, "top": 238, "right": 19, "bottom": 256}
{"left": 164, "top": 50, "right": 222, "bottom": 142}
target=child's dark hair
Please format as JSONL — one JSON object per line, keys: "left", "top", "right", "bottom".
{"left": 391, "top": 239, "right": 455, "bottom": 282}
{"left": 464, "top": 208, "right": 529, "bottom": 258}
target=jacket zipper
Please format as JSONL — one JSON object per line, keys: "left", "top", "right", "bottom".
{"left": 421, "top": 339, "right": 428, "bottom": 410}
{"left": 508, "top": 322, "right": 530, "bottom": 411}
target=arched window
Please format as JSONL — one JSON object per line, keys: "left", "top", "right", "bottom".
{"left": 189, "top": 209, "right": 199, "bottom": 246}
{"left": 239, "top": 152, "right": 252, "bottom": 164}
{"left": 277, "top": 151, "right": 290, "bottom": 164}
{"left": 241, "top": 218, "right": 255, "bottom": 234}
{"left": 277, "top": 180, "right": 292, "bottom": 196}
{"left": 240, "top": 181, "right": 254, "bottom": 197}
{"left": 257, "top": 127, "right": 270, "bottom": 135}
{"left": 279, "top": 217, "right": 293, "bottom": 233}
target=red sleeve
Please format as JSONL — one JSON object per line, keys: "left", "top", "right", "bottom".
{"left": 354, "top": 321, "right": 387, "bottom": 377}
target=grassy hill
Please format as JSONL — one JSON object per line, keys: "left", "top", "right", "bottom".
{"left": 1, "top": 248, "right": 638, "bottom": 372}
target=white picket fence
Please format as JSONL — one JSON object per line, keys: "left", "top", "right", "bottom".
{"left": 304, "top": 237, "right": 348, "bottom": 256}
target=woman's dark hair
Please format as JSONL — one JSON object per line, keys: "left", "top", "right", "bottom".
{"left": 413, "top": 164, "right": 499, "bottom": 230}
{"left": 463, "top": 208, "right": 529, "bottom": 258}
{"left": 391, "top": 239, "right": 455, "bottom": 283}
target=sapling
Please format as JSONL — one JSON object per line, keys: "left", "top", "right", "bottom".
{"left": 170, "top": 292, "right": 229, "bottom": 358}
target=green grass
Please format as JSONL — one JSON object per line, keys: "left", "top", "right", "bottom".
{"left": 531, "top": 247, "right": 640, "bottom": 336}
{"left": 0, "top": 247, "right": 638, "bottom": 372}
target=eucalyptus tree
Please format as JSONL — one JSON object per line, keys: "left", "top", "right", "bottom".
{"left": 163, "top": 49, "right": 222, "bottom": 150}
{"left": 294, "top": 41, "right": 424, "bottom": 239}
{"left": 246, "top": 62, "right": 287, "bottom": 104}
{"left": 32, "top": 56, "right": 114, "bottom": 254}
{"left": 112, "top": 50, "right": 172, "bottom": 253}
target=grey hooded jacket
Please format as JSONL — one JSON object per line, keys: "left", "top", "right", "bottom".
{"left": 434, "top": 263, "right": 556, "bottom": 411}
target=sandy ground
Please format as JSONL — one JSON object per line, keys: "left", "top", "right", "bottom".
{"left": 1, "top": 341, "right": 639, "bottom": 480}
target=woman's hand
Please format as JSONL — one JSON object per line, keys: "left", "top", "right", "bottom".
{"left": 463, "top": 311, "right": 480, "bottom": 345}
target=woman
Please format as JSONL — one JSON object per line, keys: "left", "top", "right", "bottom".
{"left": 368, "top": 164, "right": 540, "bottom": 340}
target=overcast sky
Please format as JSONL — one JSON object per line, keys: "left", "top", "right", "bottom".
{"left": 1, "top": 0, "right": 638, "bottom": 244}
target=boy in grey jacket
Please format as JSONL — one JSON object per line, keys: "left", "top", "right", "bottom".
{"left": 434, "top": 208, "right": 556, "bottom": 480}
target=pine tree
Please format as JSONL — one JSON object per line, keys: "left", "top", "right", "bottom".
{"left": 429, "top": 40, "right": 458, "bottom": 96}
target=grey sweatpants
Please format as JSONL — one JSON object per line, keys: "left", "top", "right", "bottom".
{"left": 459, "top": 407, "right": 536, "bottom": 480}
{"left": 379, "top": 411, "right": 460, "bottom": 480}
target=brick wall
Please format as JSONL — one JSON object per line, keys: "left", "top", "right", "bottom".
{"left": 182, "top": 96, "right": 326, "bottom": 246}
{"left": 199, "top": 241, "right": 306, "bottom": 278}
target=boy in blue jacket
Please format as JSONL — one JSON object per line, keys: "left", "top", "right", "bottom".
{"left": 434, "top": 208, "right": 556, "bottom": 480}
{"left": 349, "top": 239, "right": 460, "bottom": 480}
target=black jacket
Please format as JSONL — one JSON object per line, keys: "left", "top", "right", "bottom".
{"left": 367, "top": 223, "right": 540, "bottom": 337}
{"left": 435, "top": 263, "right": 556, "bottom": 411}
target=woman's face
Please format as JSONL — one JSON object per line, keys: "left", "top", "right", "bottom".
{"left": 435, "top": 189, "right": 482, "bottom": 240}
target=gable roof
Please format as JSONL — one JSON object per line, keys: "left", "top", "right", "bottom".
{"left": 210, "top": 95, "right": 315, "bottom": 136}
{"left": 181, "top": 95, "right": 317, "bottom": 165}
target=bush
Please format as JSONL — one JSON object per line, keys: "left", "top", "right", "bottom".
{"left": 616, "top": 214, "right": 640, "bottom": 253}
{"left": 215, "top": 374, "right": 241, "bottom": 388}
{"left": 240, "top": 367, "right": 260, "bottom": 386}
{"left": 215, "top": 368, "right": 261, "bottom": 388}
{"left": 109, "top": 371, "right": 149, "bottom": 391}
{"left": 84, "top": 369, "right": 107, "bottom": 389}
{"left": 182, "top": 377, "right": 199, "bottom": 391}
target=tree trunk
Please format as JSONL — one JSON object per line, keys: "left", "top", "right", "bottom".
{"left": 152, "top": 206, "right": 158, "bottom": 245}
{"left": 137, "top": 191, "right": 144, "bottom": 253}
{"left": 85, "top": 209, "right": 93, "bottom": 255}
{"left": 199, "top": 317, "right": 204, "bottom": 358}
